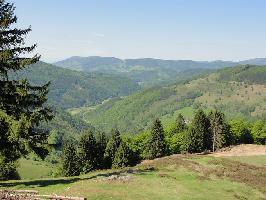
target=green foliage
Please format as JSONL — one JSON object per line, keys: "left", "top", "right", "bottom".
{"left": 47, "top": 129, "right": 63, "bottom": 147}
{"left": 174, "top": 114, "right": 187, "bottom": 133}
{"left": 229, "top": 119, "right": 253, "bottom": 144}
{"left": 55, "top": 56, "right": 224, "bottom": 87}
{"left": 208, "top": 110, "right": 231, "bottom": 151}
{"left": 218, "top": 65, "right": 266, "bottom": 84}
{"left": 104, "top": 129, "right": 122, "bottom": 168}
{"left": 76, "top": 65, "right": 266, "bottom": 134}
{"left": 43, "top": 108, "right": 93, "bottom": 141}
{"left": 146, "top": 119, "right": 166, "bottom": 159}
{"left": 251, "top": 119, "right": 266, "bottom": 144}
{"left": 131, "top": 131, "right": 151, "bottom": 159}
{"left": 112, "top": 141, "right": 133, "bottom": 169}
{"left": 77, "top": 130, "right": 97, "bottom": 173}
{"left": 13, "top": 62, "right": 140, "bottom": 109}
{"left": 95, "top": 132, "right": 108, "bottom": 169}
{"left": 61, "top": 142, "right": 80, "bottom": 177}
{"left": 166, "top": 131, "right": 188, "bottom": 154}
{"left": 0, "top": 0, "right": 53, "bottom": 181}
{"left": 186, "top": 110, "right": 211, "bottom": 153}
{"left": 0, "top": 156, "right": 20, "bottom": 181}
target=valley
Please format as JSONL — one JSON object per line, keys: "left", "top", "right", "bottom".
{"left": 1, "top": 1, "right": 266, "bottom": 199}
{"left": 69, "top": 65, "right": 266, "bottom": 134}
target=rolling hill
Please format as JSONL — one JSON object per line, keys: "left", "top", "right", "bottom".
{"left": 11, "top": 61, "right": 140, "bottom": 109}
{"left": 69, "top": 65, "right": 266, "bottom": 134}
{"left": 54, "top": 56, "right": 237, "bottom": 87}
{"left": 54, "top": 56, "right": 266, "bottom": 87}
{"left": 9, "top": 61, "right": 141, "bottom": 136}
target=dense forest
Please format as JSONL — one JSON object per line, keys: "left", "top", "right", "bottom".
{"left": 70, "top": 65, "right": 266, "bottom": 133}
{"left": 10, "top": 62, "right": 140, "bottom": 109}
{"left": 59, "top": 109, "right": 266, "bottom": 177}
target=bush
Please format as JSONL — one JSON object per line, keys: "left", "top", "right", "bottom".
{"left": 0, "top": 158, "right": 20, "bottom": 181}
{"left": 251, "top": 119, "right": 266, "bottom": 145}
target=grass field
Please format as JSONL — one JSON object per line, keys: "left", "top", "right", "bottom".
{"left": 226, "top": 155, "right": 266, "bottom": 167}
{"left": 1, "top": 154, "right": 266, "bottom": 200}
{"left": 17, "top": 158, "right": 54, "bottom": 180}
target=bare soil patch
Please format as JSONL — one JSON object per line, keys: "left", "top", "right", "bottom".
{"left": 211, "top": 144, "right": 266, "bottom": 157}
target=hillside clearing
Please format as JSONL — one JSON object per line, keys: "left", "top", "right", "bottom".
{"left": 1, "top": 153, "right": 266, "bottom": 200}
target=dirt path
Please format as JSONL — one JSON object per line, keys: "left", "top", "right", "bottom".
{"left": 211, "top": 144, "right": 266, "bottom": 157}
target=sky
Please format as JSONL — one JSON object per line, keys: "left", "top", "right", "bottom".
{"left": 11, "top": 0, "right": 266, "bottom": 62}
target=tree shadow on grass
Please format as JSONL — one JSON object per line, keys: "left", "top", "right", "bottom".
{"left": 0, "top": 168, "right": 155, "bottom": 188}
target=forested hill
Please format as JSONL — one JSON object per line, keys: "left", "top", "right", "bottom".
{"left": 10, "top": 62, "right": 140, "bottom": 109}
{"left": 54, "top": 56, "right": 236, "bottom": 87}
{"left": 69, "top": 65, "right": 266, "bottom": 134}
{"left": 218, "top": 65, "right": 266, "bottom": 84}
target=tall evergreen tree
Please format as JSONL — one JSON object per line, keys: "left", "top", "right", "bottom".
{"left": 104, "top": 129, "right": 121, "bottom": 168}
{"left": 112, "top": 141, "right": 132, "bottom": 169}
{"left": 95, "top": 132, "right": 107, "bottom": 169}
{"left": 175, "top": 114, "right": 186, "bottom": 133}
{"left": 188, "top": 109, "right": 211, "bottom": 152}
{"left": 208, "top": 110, "right": 229, "bottom": 152}
{"left": 0, "top": 0, "right": 52, "bottom": 178}
{"left": 146, "top": 119, "right": 166, "bottom": 159}
{"left": 77, "top": 130, "right": 97, "bottom": 173}
{"left": 61, "top": 142, "right": 80, "bottom": 177}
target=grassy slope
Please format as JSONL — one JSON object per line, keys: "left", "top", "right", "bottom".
{"left": 70, "top": 65, "right": 266, "bottom": 134}
{"left": 2, "top": 154, "right": 266, "bottom": 200}
{"left": 226, "top": 155, "right": 266, "bottom": 166}
{"left": 17, "top": 159, "right": 54, "bottom": 180}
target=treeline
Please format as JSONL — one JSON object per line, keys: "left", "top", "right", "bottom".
{"left": 60, "top": 109, "right": 266, "bottom": 177}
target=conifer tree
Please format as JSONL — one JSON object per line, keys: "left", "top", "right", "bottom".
{"left": 77, "top": 130, "right": 97, "bottom": 173}
{"left": 0, "top": 0, "right": 52, "bottom": 179}
{"left": 104, "top": 129, "right": 121, "bottom": 168}
{"left": 175, "top": 114, "right": 186, "bottom": 133}
{"left": 112, "top": 141, "right": 132, "bottom": 169}
{"left": 95, "top": 132, "right": 107, "bottom": 169}
{"left": 61, "top": 142, "right": 80, "bottom": 177}
{"left": 188, "top": 109, "right": 211, "bottom": 152}
{"left": 208, "top": 110, "right": 229, "bottom": 152}
{"left": 146, "top": 119, "right": 166, "bottom": 159}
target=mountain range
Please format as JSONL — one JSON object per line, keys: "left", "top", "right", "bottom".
{"left": 69, "top": 65, "right": 266, "bottom": 133}
{"left": 54, "top": 56, "right": 266, "bottom": 87}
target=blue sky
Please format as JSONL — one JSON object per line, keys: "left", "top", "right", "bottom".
{"left": 12, "top": 0, "right": 266, "bottom": 62}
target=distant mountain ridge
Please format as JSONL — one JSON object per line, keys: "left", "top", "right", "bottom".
{"left": 69, "top": 65, "right": 266, "bottom": 133}
{"left": 54, "top": 56, "right": 266, "bottom": 87}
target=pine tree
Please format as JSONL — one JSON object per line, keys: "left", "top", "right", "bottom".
{"left": 61, "top": 142, "right": 80, "bottom": 177}
{"left": 0, "top": 0, "right": 52, "bottom": 177}
{"left": 146, "top": 119, "right": 166, "bottom": 159}
{"left": 188, "top": 109, "right": 211, "bottom": 153}
{"left": 77, "top": 130, "right": 97, "bottom": 173}
{"left": 208, "top": 110, "right": 229, "bottom": 152}
{"left": 112, "top": 141, "right": 132, "bottom": 169}
{"left": 175, "top": 114, "right": 186, "bottom": 133}
{"left": 95, "top": 132, "right": 107, "bottom": 169}
{"left": 104, "top": 129, "right": 121, "bottom": 168}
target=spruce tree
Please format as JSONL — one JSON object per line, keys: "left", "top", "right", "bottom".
{"left": 112, "top": 141, "right": 132, "bottom": 169}
{"left": 146, "top": 119, "right": 166, "bottom": 159}
{"left": 208, "top": 110, "right": 229, "bottom": 152}
{"left": 175, "top": 114, "right": 186, "bottom": 133}
{"left": 0, "top": 0, "right": 52, "bottom": 179}
{"left": 104, "top": 129, "right": 121, "bottom": 168}
{"left": 61, "top": 142, "right": 80, "bottom": 177}
{"left": 188, "top": 109, "right": 211, "bottom": 152}
{"left": 95, "top": 132, "right": 107, "bottom": 169}
{"left": 77, "top": 130, "right": 97, "bottom": 173}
